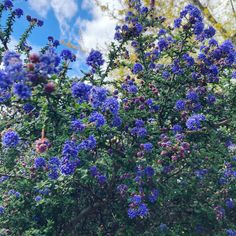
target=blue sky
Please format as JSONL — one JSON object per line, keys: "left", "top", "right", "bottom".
{"left": 2, "top": 0, "right": 122, "bottom": 74}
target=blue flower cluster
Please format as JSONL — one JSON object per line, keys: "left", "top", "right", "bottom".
{"left": 227, "top": 229, "right": 236, "bottom": 236}
{"left": 131, "top": 119, "right": 148, "bottom": 138}
{"left": 71, "top": 119, "right": 85, "bottom": 133}
{"left": 34, "top": 157, "right": 46, "bottom": 169}
{"left": 128, "top": 194, "right": 149, "bottom": 219}
{"left": 2, "top": 130, "right": 19, "bottom": 148}
{"left": 89, "top": 166, "right": 107, "bottom": 184}
{"left": 86, "top": 50, "right": 104, "bottom": 69}
{"left": 89, "top": 112, "right": 106, "bottom": 128}
{"left": 0, "top": 206, "right": 4, "bottom": 215}
{"left": 186, "top": 114, "right": 206, "bottom": 130}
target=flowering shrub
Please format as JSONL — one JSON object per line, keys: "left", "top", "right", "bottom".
{"left": 0, "top": 0, "right": 236, "bottom": 235}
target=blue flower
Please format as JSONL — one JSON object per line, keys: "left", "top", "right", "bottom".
{"left": 86, "top": 50, "right": 104, "bottom": 68}
{"left": 97, "top": 175, "right": 107, "bottom": 184}
{"left": 172, "top": 124, "right": 183, "bottom": 134}
{"left": 137, "top": 128, "right": 147, "bottom": 138}
{"left": 34, "top": 157, "right": 46, "bottom": 169}
{"left": 79, "top": 135, "right": 96, "bottom": 151}
{"left": 175, "top": 99, "right": 185, "bottom": 111}
{"left": 2, "top": 130, "right": 19, "bottom": 147}
{"left": 158, "top": 29, "right": 167, "bottom": 36}
{"left": 148, "top": 189, "right": 159, "bottom": 203}
{"left": 140, "top": 6, "right": 148, "bottom": 14}
{"left": 174, "top": 18, "right": 182, "bottom": 28}
{"left": 194, "top": 169, "right": 208, "bottom": 179}
{"left": 207, "top": 94, "right": 216, "bottom": 104}
{"left": 62, "top": 140, "right": 79, "bottom": 159}
{"left": 182, "top": 54, "right": 194, "bottom": 66}
{"left": 60, "top": 50, "right": 76, "bottom": 62}
{"left": 186, "top": 91, "right": 198, "bottom": 101}
{"left": 194, "top": 21, "right": 204, "bottom": 35}
{"left": 13, "top": 83, "right": 31, "bottom": 99}
{"left": 0, "top": 206, "right": 5, "bottom": 215}
{"left": 131, "top": 195, "right": 142, "bottom": 205}
{"left": 203, "top": 26, "right": 216, "bottom": 38}
{"left": 3, "top": 51, "right": 21, "bottom": 67}
{"left": 14, "top": 8, "right": 23, "bottom": 18}
{"left": 209, "top": 65, "right": 219, "bottom": 76}
{"left": 3, "top": 0, "right": 13, "bottom": 9}
{"left": 128, "top": 208, "right": 138, "bottom": 219}
{"left": 35, "top": 196, "right": 42, "bottom": 202}
{"left": 220, "top": 40, "right": 234, "bottom": 54}
{"left": 48, "top": 168, "right": 59, "bottom": 180}
{"left": 71, "top": 119, "right": 85, "bottom": 132}
{"left": 71, "top": 82, "right": 92, "bottom": 103}
{"left": 158, "top": 38, "right": 168, "bottom": 51}
{"left": 162, "top": 71, "right": 170, "bottom": 79}
{"left": 209, "top": 38, "right": 218, "bottom": 47}
{"left": 90, "top": 87, "right": 107, "bottom": 108}
{"left": 112, "top": 116, "right": 122, "bottom": 127}
{"left": 135, "top": 119, "right": 145, "bottom": 127}
{"left": 225, "top": 198, "right": 234, "bottom": 209}
{"left": 132, "top": 63, "right": 143, "bottom": 74}
{"left": 128, "top": 85, "right": 138, "bottom": 94}
{"left": 103, "top": 97, "right": 119, "bottom": 115}
{"left": 49, "top": 157, "right": 60, "bottom": 167}
{"left": 60, "top": 156, "right": 80, "bottom": 175}
{"left": 134, "top": 23, "right": 143, "bottom": 35}
{"left": 143, "top": 143, "right": 153, "bottom": 152}
{"left": 145, "top": 166, "right": 154, "bottom": 177}
{"left": 23, "top": 103, "right": 34, "bottom": 113}
{"left": 90, "top": 166, "right": 98, "bottom": 176}
{"left": 186, "top": 114, "right": 206, "bottom": 130}
{"left": 226, "top": 229, "right": 236, "bottom": 236}
{"left": 138, "top": 203, "right": 148, "bottom": 217}
{"left": 37, "top": 20, "right": 44, "bottom": 27}
{"left": 8, "top": 189, "right": 16, "bottom": 196}
{"left": 89, "top": 112, "right": 106, "bottom": 128}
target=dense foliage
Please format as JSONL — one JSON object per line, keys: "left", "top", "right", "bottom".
{"left": 0, "top": 0, "right": 236, "bottom": 235}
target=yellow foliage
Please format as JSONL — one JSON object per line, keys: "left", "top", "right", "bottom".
{"left": 130, "top": 53, "right": 138, "bottom": 63}
{"left": 143, "top": 0, "right": 150, "bottom": 6}
{"left": 100, "top": 5, "right": 108, "bottom": 11}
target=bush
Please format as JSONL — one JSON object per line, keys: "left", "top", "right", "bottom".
{"left": 0, "top": 0, "right": 236, "bottom": 235}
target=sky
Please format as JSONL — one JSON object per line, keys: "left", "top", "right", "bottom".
{"left": 2, "top": 0, "right": 122, "bottom": 74}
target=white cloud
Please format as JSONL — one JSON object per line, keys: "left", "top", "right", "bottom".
{"left": 28, "top": 0, "right": 78, "bottom": 36}
{"left": 77, "top": 0, "right": 122, "bottom": 52}
{"left": 28, "top": 0, "right": 50, "bottom": 18}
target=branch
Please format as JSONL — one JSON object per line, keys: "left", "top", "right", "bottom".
{"left": 59, "top": 201, "right": 106, "bottom": 236}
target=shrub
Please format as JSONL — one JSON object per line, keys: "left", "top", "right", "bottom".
{"left": 0, "top": 0, "right": 236, "bottom": 235}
